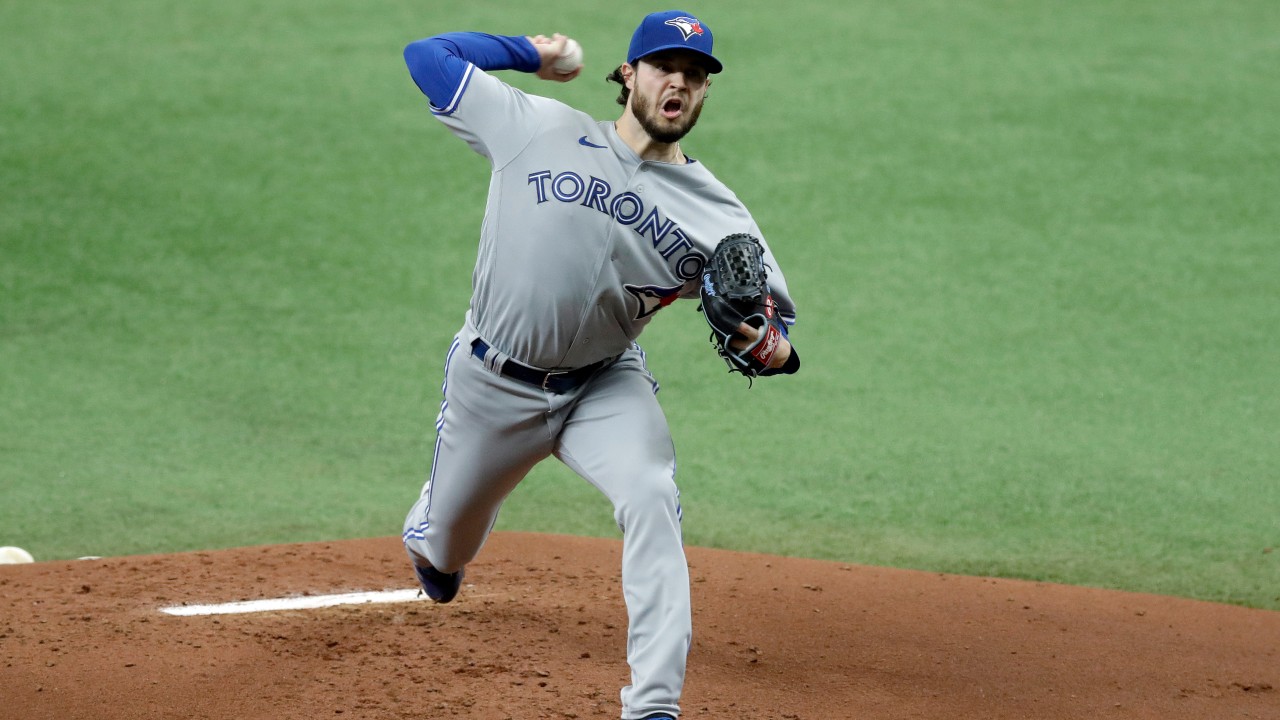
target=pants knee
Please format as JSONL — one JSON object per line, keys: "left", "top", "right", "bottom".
{"left": 612, "top": 475, "right": 682, "bottom": 533}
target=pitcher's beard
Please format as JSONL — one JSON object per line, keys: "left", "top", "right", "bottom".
{"left": 630, "top": 89, "right": 704, "bottom": 145}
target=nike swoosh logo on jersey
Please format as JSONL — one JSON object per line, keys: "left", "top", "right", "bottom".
{"left": 578, "top": 135, "right": 608, "bottom": 149}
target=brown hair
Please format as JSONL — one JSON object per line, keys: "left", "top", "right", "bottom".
{"left": 606, "top": 64, "right": 630, "bottom": 106}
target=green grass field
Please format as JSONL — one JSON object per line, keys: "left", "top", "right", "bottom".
{"left": 2, "top": 0, "right": 1277, "bottom": 609}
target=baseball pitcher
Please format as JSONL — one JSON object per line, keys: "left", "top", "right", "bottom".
{"left": 400, "top": 10, "right": 801, "bottom": 720}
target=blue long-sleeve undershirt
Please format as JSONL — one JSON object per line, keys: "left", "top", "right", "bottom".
{"left": 403, "top": 33, "right": 541, "bottom": 109}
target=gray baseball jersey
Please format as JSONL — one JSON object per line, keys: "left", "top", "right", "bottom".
{"left": 437, "top": 65, "right": 795, "bottom": 370}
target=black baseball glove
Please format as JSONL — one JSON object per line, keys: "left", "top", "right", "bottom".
{"left": 698, "top": 233, "right": 792, "bottom": 379}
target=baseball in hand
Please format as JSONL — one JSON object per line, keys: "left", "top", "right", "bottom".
{"left": 553, "top": 38, "right": 583, "bottom": 75}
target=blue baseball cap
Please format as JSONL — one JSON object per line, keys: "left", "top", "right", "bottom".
{"left": 627, "top": 10, "right": 723, "bottom": 74}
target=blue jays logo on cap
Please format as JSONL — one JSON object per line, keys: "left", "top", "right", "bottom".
{"left": 628, "top": 9, "right": 723, "bottom": 74}
{"left": 664, "top": 16, "right": 705, "bottom": 41}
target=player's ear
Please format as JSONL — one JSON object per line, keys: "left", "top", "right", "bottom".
{"left": 621, "top": 63, "right": 635, "bottom": 89}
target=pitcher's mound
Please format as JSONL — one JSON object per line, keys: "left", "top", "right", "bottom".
{"left": 1, "top": 532, "right": 1276, "bottom": 719}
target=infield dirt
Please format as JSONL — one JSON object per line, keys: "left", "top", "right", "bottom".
{"left": 2, "top": 532, "right": 1276, "bottom": 719}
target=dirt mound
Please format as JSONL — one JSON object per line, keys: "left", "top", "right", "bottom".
{"left": 2, "top": 532, "right": 1276, "bottom": 719}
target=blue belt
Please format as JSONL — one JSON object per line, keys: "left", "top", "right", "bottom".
{"left": 470, "top": 339, "right": 609, "bottom": 394}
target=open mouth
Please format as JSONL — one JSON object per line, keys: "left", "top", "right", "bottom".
{"left": 661, "top": 97, "right": 684, "bottom": 120}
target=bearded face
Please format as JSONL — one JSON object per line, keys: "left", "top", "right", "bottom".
{"left": 626, "top": 54, "right": 710, "bottom": 144}
{"left": 629, "top": 82, "right": 705, "bottom": 144}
